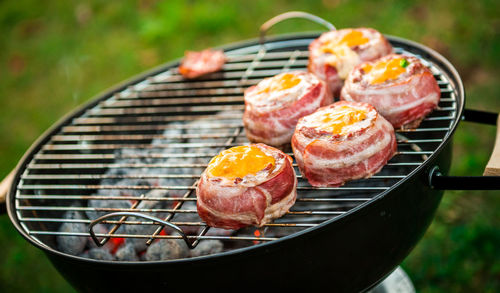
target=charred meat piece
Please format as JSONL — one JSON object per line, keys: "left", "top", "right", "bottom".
{"left": 178, "top": 49, "right": 225, "bottom": 79}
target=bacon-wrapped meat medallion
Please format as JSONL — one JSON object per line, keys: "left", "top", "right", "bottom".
{"left": 292, "top": 101, "right": 397, "bottom": 187}
{"left": 178, "top": 49, "right": 226, "bottom": 79}
{"left": 340, "top": 54, "right": 441, "bottom": 129}
{"left": 243, "top": 71, "right": 333, "bottom": 148}
{"left": 308, "top": 28, "right": 392, "bottom": 97}
{"left": 196, "top": 144, "right": 297, "bottom": 230}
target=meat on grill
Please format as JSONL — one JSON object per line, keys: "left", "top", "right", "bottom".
{"left": 292, "top": 101, "right": 397, "bottom": 187}
{"left": 308, "top": 28, "right": 392, "bottom": 97}
{"left": 178, "top": 49, "right": 226, "bottom": 79}
{"left": 340, "top": 54, "right": 441, "bottom": 128}
{"left": 243, "top": 71, "right": 333, "bottom": 148}
{"left": 196, "top": 144, "right": 297, "bottom": 230}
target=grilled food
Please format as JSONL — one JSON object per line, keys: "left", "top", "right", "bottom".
{"left": 243, "top": 71, "right": 333, "bottom": 148}
{"left": 196, "top": 144, "right": 297, "bottom": 230}
{"left": 308, "top": 28, "right": 392, "bottom": 97}
{"left": 292, "top": 101, "right": 397, "bottom": 187}
{"left": 341, "top": 54, "right": 441, "bottom": 128}
{"left": 178, "top": 49, "right": 226, "bottom": 79}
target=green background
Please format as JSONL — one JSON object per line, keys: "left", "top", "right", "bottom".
{"left": 0, "top": 1, "right": 498, "bottom": 292}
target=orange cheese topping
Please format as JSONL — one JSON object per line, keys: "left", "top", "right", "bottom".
{"left": 207, "top": 146, "right": 275, "bottom": 180}
{"left": 320, "top": 30, "right": 369, "bottom": 53}
{"left": 312, "top": 106, "right": 367, "bottom": 135}
{"left": 362, "top": 57, "right": 407, "bottom": 84}
{"left": 258, "top": 73, "right": 301, "bottom": 94}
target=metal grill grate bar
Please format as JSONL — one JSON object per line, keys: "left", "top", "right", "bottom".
{"left": 26, "top": 162, "right": 423, "bottom": 169}
{"left": 20, "top": 174, "right": 406, "bottom": 180}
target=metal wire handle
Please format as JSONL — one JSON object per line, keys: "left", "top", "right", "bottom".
{"left": 88, "top": 212, "right": 195, "bottom": 249}
{"left": 259, "top": 11, "right": 336, "bottom": 46}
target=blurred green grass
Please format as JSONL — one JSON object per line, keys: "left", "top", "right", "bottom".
{"left": 0, "top": 1, "right": 498, "bottom": 292}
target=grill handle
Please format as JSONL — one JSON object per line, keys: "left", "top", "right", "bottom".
{"left": 430, "top": 109, "right": 500, "bottom": 190}
{"left": 88, "top": 212, "right": 196, "bottom": 249}
{"left": 260, "top": 11, "right": 335, "bottom": 46}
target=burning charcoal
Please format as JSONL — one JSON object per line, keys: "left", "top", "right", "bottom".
{"left": 86, "top": 189, "right": 131, "bottom": 223}
{"left": 86, "top": 223, "right": 115, "bottom": 250}
{"left": 56, "top": 210, "right": 87, "bottom": 256}
{"left": 123, "top": 223, "right": 157, "bottom": 253}
{"left": 170, "top": 200, "right": 234, "bottom": 237}
{"left": 88, "top": 247, "right": 115, "bottom": 261}
{"left": 122, "top": 189, "right": 170, "bottom": 252}
{"left": 115, "top": 243, "right": 139, "bottom": 261}
{"left": 190, "top": 240, "right": 224, "bottom": 257}
{"left": 143, "top": 239, "right": 190, "bottom": 261}
{"left": 205, "top": 227, "right": 234, "bottom": 237}
{"left": 169, "top": 201, "right": 202, "bottom": 234}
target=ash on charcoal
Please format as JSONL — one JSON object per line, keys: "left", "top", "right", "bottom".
{"left": 86, "top": 185, "right": 132, "bottom": 223}
{"left": 57, "top": 209, "right": 88, "bottom": 256}
{"left": 75, "top": 112, "right": 247, "bottom": 261}
{"left": 115, "top": 243, "right": 139, "bottom": 261}
{"left": 143, "top": 239, "right": 190, "bottom": 261}
{"left": 122, "top": 189, "right": 171, "bottom": 252}
{"left": 88, "top": 247, "right": 115, "bottom": 261}
{"left": 170, "top": 200, "right": 234, "bottom": 237}
{"left": 190, "top": 240, "right": 224, "bottom": 257}
{"left": 86, "top": 223, "right": 115, "bottom": 251}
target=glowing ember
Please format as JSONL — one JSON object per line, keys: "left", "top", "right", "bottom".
{"left": 110, "top": 237, "right": 125, "bottom": 254}
{"left": 253, "top": 229, "right": 262, "bottom": 245}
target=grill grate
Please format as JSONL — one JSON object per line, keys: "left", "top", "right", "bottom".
{"left": 14, "top": 35, "right": 458, "bottom": 256}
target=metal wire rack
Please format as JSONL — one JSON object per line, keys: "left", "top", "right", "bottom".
{"left": 14, "top": 34, "right": 458, "bottom": 256}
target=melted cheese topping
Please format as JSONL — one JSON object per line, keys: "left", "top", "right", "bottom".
{"left": 323, "top": 45, "right": 361, "bottom": 79}
{"left": 320, "top": 30, "right": 369, "bottom": 53}
{"left": 309, "top": 106, "right": 367, "bottom": 135}
{"left": 207, "top": 146, "right": 275, "bottom": 180}
{"left": 318, "top": 30, "right": 368, "bottom": 79}
{"left": 257, "top": 73, "right": 301, "bottom": 94}
{"left": 362, "top": 57, "right": 407, "bottom": 84}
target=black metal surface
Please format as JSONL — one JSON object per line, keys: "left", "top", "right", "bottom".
{"left": 462, "top": 109, "right": 499, "bottom": 125}
{"left": 4, "top": 31, "right": 485, "bottom": 292}
{"left": 44, "top": 143, "right": 451, "bottom": 292}
{"left": 430, "top": 168, "right": 500, "bottom": 190}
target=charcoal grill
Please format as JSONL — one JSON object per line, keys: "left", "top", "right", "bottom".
{"left": 2, "top": 12, "right": 499, "bottom": 292}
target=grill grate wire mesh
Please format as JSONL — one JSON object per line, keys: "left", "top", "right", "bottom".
{"left": 14, "top": 35, "right": 458, "bottom": 254}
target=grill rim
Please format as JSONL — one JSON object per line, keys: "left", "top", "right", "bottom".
{"left": 6, "top": 32, "right": 465, "bottom": 264}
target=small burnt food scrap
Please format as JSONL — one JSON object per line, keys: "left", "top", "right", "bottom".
{"left": 178, "top": 49, "right": 226, "bottom": 79}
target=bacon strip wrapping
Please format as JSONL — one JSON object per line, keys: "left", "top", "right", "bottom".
{"left": 243, "top": 71, "right": 333, "bottom": 148}
{"left": 196, "top": 144, "right": 297, "bottom": 230}
{"left": 178, "top": 49, "right": 226, "bottom": 79}
{"left": 292, "top": 101, "right": 397, "bottom": 187}
{"left": 341, "top": 54, "right": 441, "bottom": 129}
{"left": 308, "top": 28, "right": 392, "bottom": 97}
